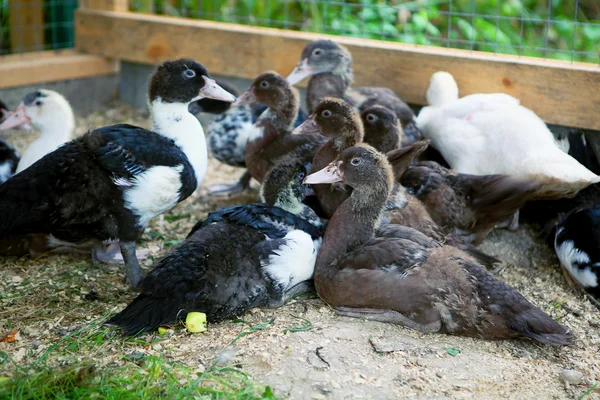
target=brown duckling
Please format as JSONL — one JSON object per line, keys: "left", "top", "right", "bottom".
{"left": 361, "top": 105, "right": 403, "bottom": 152}
{"left": 286, "top": 40, "right": 421, "bottom": 144}
{"left": 401, "top": 162, "right": 539, "bottom": 244}
{"left": 234, "top": 71, "right": 326, "bottom": 183}
{"left": 304, "top": 144, "right": 572, "bottom": 345}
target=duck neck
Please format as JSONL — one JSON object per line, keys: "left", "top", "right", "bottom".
{"left": 314, "top": 181, "right": 389, "bottom": 281}
{"left": 35, "top": 111, "right": 74, "bottom": 144}
{"left": 150, "top": 98, "right": 206, "bottom": 187}
{"left": 307, "top": 73, "right": 350, "bottom": 114}
{"left": 261, "top": 87, "right": 300, "bottom": 132}
{"left": 333, "top": 123, "right": 363, "bottom": 152}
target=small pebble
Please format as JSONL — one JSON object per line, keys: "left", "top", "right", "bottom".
{"left": 559, "top": 369, "right": 583, "bottom": 385}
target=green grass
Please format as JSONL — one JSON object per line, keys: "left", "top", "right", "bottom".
{"left": 0, "top": 317, "right": 276, "bottom": 400}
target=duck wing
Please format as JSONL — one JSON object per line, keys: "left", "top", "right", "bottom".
{"left": 191, "top": 203, "right": 322, "bottom": 240}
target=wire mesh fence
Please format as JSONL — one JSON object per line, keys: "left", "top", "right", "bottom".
{"left": 0, "top": 0, "right": 78, "bottom": 56}
{"left": 1, "top": 0, "right": 599, "bottom": 64}
{"left": 129, "top": 0, "right": 600, "bottom": 64}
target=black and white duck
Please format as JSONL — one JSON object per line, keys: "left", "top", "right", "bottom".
{"left": 189, "top": 79, "right": 308, "bottom": 196}
{"left": 0, "top": 59, "right": 235, "bottom": 288}
{"left": 108, "top": 159, "right": 323, "bottom": 335}
{"left": 287, "top": 39, "right": 420, "bottom": 143}
{"left": 304, "top": 144, "right": 572, "bottom": 345}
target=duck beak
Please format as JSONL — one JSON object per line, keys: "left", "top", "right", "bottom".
{"left": 291, "top": 116, "right": 319, "bottom": 135}
{"left": 0, "top": 105, "right": 32, "bottom": 131}
{"left": 286, "top": 58, "right": 313, "bottom": 85}
{"left": 232, "top": 88, "right": 257, "bottom": 107}
{"left": 199, "top": 76, "right": 236, "bottom": 102}
{"left": 304, "top": 161, "right": 343, "bottom": 184}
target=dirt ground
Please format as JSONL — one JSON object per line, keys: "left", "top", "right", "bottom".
{"left": 1, "top": 104, "right": 599, "bottom": 399}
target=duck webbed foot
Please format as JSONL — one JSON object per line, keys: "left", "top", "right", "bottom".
{"left": 283, "top": 281, "right": 315, "bottom": 302}
{"left": 207, "top": 170, "right": 252, "bottom": 196}
{"left": 118, "top": 241, "right": 143, "bottom": 288}
{"left": 91, "top": 242, "right": 151, "bottom": 266}
{"left": 335, "top": 307, "right": 441, "bottom": 333}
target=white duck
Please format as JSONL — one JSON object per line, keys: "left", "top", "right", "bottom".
{"left": 417, "top": 72, "right": 599, "bottom": 199}
{"left": 0, "top": 90, "right": 75, "bottom": 173}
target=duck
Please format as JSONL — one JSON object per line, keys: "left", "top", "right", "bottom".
{"left": 303, "top": 144, "right": 572, "bottom": 345}
{"left": 417, "top": 71, "right": 600, "bottom": 199}
{"left": 0, "top": 100, "right": 20, "bottom": 183}
{"left": 554, "top": 204, "right": 600, "bottom": 305}
{"left": 235, "top": 71, "right": 326, "bottom": 184}
{"left": 107, "top": 159, "right": 323, "bottom": 335}
{"left": 0, "top": 59, "right": 235, "bottom": 288}
{"left": 189, "top": 79, "right": 309, "bottom": 196}
{"left": 362, "top": 104, "right": 540, "bottom": 244}
{"left": 286, "top": 39, "right": 421, "bottom": 143}
{"left": 0, "top": 90, "right": 75, "bottom": 174}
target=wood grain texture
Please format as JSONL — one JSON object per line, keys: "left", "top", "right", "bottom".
{"left": 0, "top": 50, "right": 119, "bottom": 89}
{"left": 82, "top": 0, "right": 128, "bottom": 12}
{"left": 75, "top": 9, "right": 600, "bottom": 130}
{"left": 9, "top": 0, "right": 44, "bottom": 53}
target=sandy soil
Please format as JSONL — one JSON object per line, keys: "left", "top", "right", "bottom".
{"left": 0, "top": 104, "right": 599, "bottom": 399}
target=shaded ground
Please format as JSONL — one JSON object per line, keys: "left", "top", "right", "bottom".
{"left": 0, "top": 105, "right": 599, "bottom": 399}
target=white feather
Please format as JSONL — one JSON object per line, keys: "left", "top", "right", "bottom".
{"left": 122, "top": 165, "right": 183, "bottom": 227}
{"left": 261, "top": 230, "right": 321, "bottom": 290}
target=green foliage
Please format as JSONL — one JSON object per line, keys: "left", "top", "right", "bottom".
{"left": 131, "top": 0, "right": 600, "bottom": 63}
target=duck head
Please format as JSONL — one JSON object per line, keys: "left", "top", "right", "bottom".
{"left": 0, "top": 90, "right": 71, "bottom": 134}
{"left": 233, "top": 72, "right": 300, "bottom": 128}
{"left": 426, "top": 71, "right": 459, "bottom": 107}
{"left": 149, "top": 59, "right": 236, "bottom": 106}
{"left": 293, "top": 98, "right": 362, "bottom": 151}
{"left": 361, "top": 105, "right": 402, "bottom": 154}
{"left": 305, "top": 144, "right": 393, "bottom": 198}
{"left": 287, "top": 40, "right": 353, "bottom": 85}
{"left": 188, "top": 79, "right": 239, "bottom": 115}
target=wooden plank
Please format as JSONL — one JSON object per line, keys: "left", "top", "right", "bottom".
{"left": 9, "top": 0, "right": 44, "bottom": 53}
{"left": 82, "top": 0, "right": 128, "bottom": 12}
{"left": 0, "top": 50, "right": 119, "bottom": 89}
{"left": 75, "top": 9, "right": 600, "bottom": 130}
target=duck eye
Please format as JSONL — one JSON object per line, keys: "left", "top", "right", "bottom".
{"left": 321, "top": 110, "right": 331, "bottom": 117}
{"left": 35, "top": 100, "right": 42, "bottom": 106}
{"left": 260, "top": 81, "right": 269, "bottom": 88}
{"left": 351, "top": 157, "right": 362, "bottom": 166}
{"left": 367, "top": 114, "right": 377, "bottom": 122}
{"left": 313, "top": 49, "right": 322, "bottom": 57}
{"left": 183, "top": 69, "right": 196, "bottom": 79}
{"left": 297, "top": 172, "right": 305, "bottom": 180}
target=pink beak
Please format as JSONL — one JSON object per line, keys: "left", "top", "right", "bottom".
{"left": 0, "top": 105, "right": 32, "bottom": 131}
{"left": 291, "top": 116, "right": 319, "bottom": 135}
{"left": 286, "top": 58, "right": 314, "bottom": 85}
{"left": 303, "top": 161, "right": 344, "bottom": 184}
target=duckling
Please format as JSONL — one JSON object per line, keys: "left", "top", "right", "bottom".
{"left": 108, "top": 159, "right": 323, "bottom": 335}
{"left": 0, "top": 59, "right": 235, "bottom": 288}
{"left": 304, "top": 144, "right": 572, "bottom": 345}
{"left": 362, "top": 105, "right": 540, "bottom": 244}
{"left": 235, "top": 71, "right": 326, "bottom": 183}
{"left": 0, "top": 90, "right": 75, "bottom": 173}
{"left": 190, "top": 79, "right": 309, "bottom": 196}
{"left": 0, "top": 100, "right": 20, "bottom": 183}
{"left": 417, "top": 71, "right": 599, "bottom": 199}
{"left": 287, "top": 40, "right": 420, "bottom": 143}
{"left": 554, "top": 204, "right": 600, "bottom": 305}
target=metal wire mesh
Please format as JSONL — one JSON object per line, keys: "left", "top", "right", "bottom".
{"left": 128, "top": 0, "right": 600, "bottom": 64}
{"left": 0, "top": 0, "right": 78, "bottom": 56}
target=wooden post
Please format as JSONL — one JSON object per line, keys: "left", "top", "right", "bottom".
{"left": 9, "top": 0, "right": 44, "bottom": 53}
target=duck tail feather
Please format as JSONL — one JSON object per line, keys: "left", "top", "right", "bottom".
{"left": 509, "top": 308, "right": 573, "bottom": 346}
{"left": 387, "top": 140, "right": 430, "bottom": 178}
{"left": 469, "top": 175, "right": 540, "bottom": 220}
{"left": 106, "top": 295, "right": 186, "bottom": 336}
